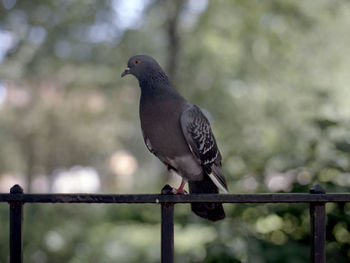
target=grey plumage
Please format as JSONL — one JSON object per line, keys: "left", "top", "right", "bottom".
{"left": 122, "top": 55, "right": 228, "bottom": 221}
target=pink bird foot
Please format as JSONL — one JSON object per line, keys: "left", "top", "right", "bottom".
{"left": 171, "top": 179, "right": 187, "bottom": 194}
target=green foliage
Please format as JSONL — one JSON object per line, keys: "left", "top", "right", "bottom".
{"left": 1, "top": 0, "right": 350, "bottom": 262}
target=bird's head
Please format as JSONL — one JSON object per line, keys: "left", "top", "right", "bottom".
{"left": 121, "top": 55, "right": 161, "bottom": 80}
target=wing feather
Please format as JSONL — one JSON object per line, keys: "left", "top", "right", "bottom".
{"left": 180, "top": 105, "right": 228, "bottom": 192}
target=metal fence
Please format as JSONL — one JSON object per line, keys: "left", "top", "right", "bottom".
{"left": 1, "top": 184, "right": 350, "bottom": 263}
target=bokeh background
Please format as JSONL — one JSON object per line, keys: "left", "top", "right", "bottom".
{"left": 1, "top": 0, "right": 350, "bottom": 262}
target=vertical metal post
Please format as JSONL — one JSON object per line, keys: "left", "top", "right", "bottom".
{"left": 161, "top": 202, "right": 174, "bottom": 263}
{"left": 310, "top": 184, "right": 326, "bottom": 263}
{"left": 10, "top": 184, "right": 23, "bottom": 263}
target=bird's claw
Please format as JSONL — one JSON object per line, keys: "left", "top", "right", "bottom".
{"left": 171, "top": 188, "right": 187, "bottom": 194}
{"left": 161, "top": 184, "right": 187, "bottom": 195}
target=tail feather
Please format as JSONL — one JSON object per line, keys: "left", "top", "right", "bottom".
{"left": 188, "top": 173, "right": 225, "bottom": 221}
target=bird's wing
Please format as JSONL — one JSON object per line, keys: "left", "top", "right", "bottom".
{"left": 180, "top": 105, "right": 228, "bottom": 192}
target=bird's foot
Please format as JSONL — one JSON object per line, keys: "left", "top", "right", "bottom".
{"left": 172, "top": 179, "right": 188, "bottom": 194}
{"left": 171, "top": 187, "right": 187, "bottom": 194}
{"left": 161, "top": 184, "right": 187, "bottom": 195}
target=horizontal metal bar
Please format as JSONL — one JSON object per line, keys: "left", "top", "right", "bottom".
{"left": 0, "top": 193, "right": 350, "bottom": 204}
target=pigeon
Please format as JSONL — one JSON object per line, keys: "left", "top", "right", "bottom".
{"left": 121, "top": 55, "right": 228, "bottom": 221}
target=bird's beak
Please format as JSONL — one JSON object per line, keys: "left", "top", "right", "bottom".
{"left": 121, "top": 67, "right": 130, "bottom": 78}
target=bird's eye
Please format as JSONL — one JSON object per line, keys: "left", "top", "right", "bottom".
{"left": 134, "top": 60, "right": 140, "bottom": 65}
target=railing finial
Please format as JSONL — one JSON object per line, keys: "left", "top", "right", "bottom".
{"left": 10, "top": 185, "right": 23, "bottom": 194}
{"left": 161, "top": 184, "right": 174, "bottom": 195}
{"left": 310, "top": 184, "right": 325, "bottom": 194}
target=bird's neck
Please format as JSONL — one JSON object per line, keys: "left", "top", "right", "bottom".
{"left": 138, "top": 71, "right": 181, "bottom": 100}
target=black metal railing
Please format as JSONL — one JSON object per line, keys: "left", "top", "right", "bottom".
{"left": 1, "top": 184, "right": 350, "bottom": 263}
